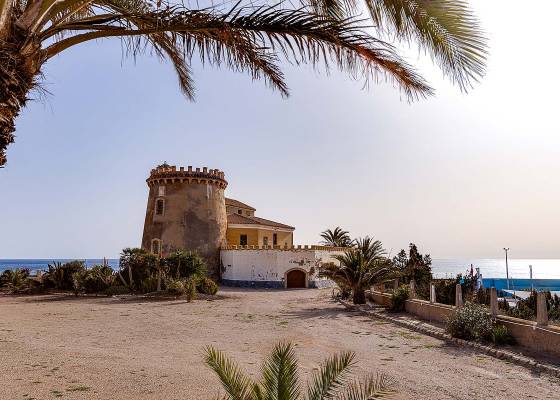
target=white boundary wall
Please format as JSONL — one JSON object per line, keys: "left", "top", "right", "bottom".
{"left": 220, "top": 248, "right": 343, "bottom": 288}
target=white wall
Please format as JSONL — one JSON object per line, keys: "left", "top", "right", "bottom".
{"left": 221, "top": 249, "right": 342, "bottom": 286}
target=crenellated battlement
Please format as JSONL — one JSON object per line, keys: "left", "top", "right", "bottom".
{"left": 221, "top": 244, "right": 347, "bottom": 252}
{"left": 147, "top": 165, "right": 227, "bottom": 188}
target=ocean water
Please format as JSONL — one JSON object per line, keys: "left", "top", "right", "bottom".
{"left": 0, "top": 258, "right": 559, "bottom": 279}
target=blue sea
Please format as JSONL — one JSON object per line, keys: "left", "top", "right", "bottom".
{"left": 1, "top": 258, "right": 559, "bottom": 279}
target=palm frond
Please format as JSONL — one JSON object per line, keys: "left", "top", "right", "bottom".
{"left": 306, "top": 351, "right": 355, "bottom": 400}
{"left": 365, "top": 0, "right": 487, "bottom": 89}
{"left": 43, "top": 5, "right": 432, "bottom": 99}
{"left": 204, "top": 345, "right": 254, "bottom": 400}
{"left": 261, "top": 342, "right": 301, "bottom": 400}
{"left": 336, "top": 373, "right": 396, "bottom": 400}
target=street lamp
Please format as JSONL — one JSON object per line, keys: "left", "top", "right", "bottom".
{"left": 503, "top": 247, "right": 510, "bottom": 290}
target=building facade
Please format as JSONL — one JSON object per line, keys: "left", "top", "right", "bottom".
{"left": 141, "top": 164, "right": 342, "bottom": 287}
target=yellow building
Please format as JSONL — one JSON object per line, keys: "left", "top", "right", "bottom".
{"left": 225, "top": 198, "right": 294, "bottom": 247}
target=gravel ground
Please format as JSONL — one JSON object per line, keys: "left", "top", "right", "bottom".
{"left": 1, "top": 288, "right": 559, "bottom": 399}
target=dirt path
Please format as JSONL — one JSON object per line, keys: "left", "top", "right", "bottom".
{"left": 1, "top": 288, "right": 558, "bottom": 399}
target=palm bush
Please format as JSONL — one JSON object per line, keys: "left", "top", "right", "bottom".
{"left": 43, "top": 261, "right": 85, "bottom": 291}
{"left": 320, "top": 227, "right": 352, "bottom": 247}
{"left": 165, "top": 250, "right": 207, "bottom": 279}
{"left": 0, "top": 0, "right": 486, "bottom": 167}
{"left": 73, "top": 264, "right": 115, "bottom": 294}
{"left": 0, "top": 268, "right": 31, "bottom": 292}
{"left": 320, "top": 237, "right": 396, "bottom": 304}
{"left": 197, "top": 276, "right": 218, "bottom": 295}
{"left": 119, "top": 248, "right": 159, "bottom": 291}
{"left": 205, "top": 342, "right": 396, "bottom": 400}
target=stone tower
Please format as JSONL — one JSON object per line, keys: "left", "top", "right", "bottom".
{"left": 141, "top": 164, "right": 228, "bottom": 276}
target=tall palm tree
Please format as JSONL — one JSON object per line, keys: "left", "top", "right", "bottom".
{"left": 205, "top": 341, "right": 396, "bottom": 400}
{"left": 0, "top": 0, "right": 486, "bottom": 167}
{"left": 320, "top": 236, "right": 395, "bottom": 304}
{"left": 320, "top": 227, "right": 352, "bottom": 247}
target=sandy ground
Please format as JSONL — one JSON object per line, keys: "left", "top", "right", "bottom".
{"left": 1, "top": 288, "right": 559, "bottom": 400}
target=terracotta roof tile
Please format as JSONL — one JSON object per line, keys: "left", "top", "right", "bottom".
{"left": 225, "top": 198, "right": 256, "bottom": 211}
{"left": 227, "top": 213, "right": 295, "bottom": 230}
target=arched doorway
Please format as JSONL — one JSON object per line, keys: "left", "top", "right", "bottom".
{"left": 286, "top": 269, "right": 307, "bottom": 288}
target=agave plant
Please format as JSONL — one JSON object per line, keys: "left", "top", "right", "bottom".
{"left": 205, "top": 341, "right": 396, "bottom": 400}
{"left": 320, "top": 237, "right": 395, "bottom": 304}
{"left": 0, "top": 0, "right": 486, "bottom": 167}
{"left": 320, "top": 227, "right": 353, "bottom": 247}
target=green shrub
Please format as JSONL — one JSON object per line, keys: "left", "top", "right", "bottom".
{"left": 105, "top": 285, "right": 130, "bottom": 296}
{"left": 197, "top": 276, "right": 218, "bottom": 295}
{"left": 164, "top": 250, "right": 207, "bottom": 279}
{"left": 119, "top": 248, "right": 160, "bottom": 291}
{"left": 166, "top": 277, "right": 188, "bottom": 296}
{"left": 1, "top": 268, "right": 30, "bottom": 288}
{"left": 44, "top": 261, "right": 86, "bottom": 291}
{"left": 140, "top": 275, "right": 159, "bottom": 293}
{"left": 490, "top": 324, "right": 515, "bottom": 346}
{"left": 73, "top": 265, "right": 115, "bottom": 294}
{"left": 390, "top": 285, "right": 410, "bottom": 312}
{"left": 0, "top": 268, "right": 38, "bottom": 293}
{"left": 165, "top": 277, "right": 197, "bottom": 301}
{"left": 445, "top": 302, "right": 493, "bottom": 341}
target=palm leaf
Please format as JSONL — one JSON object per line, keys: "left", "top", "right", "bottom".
{"left": 204, "top": 345, "right": 254, "bottom": 400}
{"left": 306, "top": 351, "right": 356, "bottom": 400}
{"left": 336, "top": 373, "right": 396, "bottom": 400}
{"left": 261, "top": 342, "right": 301, "bottom": 400}
{"left": 365, "top": 0, "right": 487, "bottom": 89}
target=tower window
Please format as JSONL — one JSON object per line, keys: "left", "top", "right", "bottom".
{"left": 158, "top": 186, "right": 166, "bottom": 197}
{"left": 155, "top": 198, "right": 165, "bottom": 216}
{"left": 151, "top": 239, "right": 162, "bottom": 256}
{"left": 240, "top": 235, "right": 247, "bottom": 246}
{"left": 237, "top": 209, "right": 242, "bottom": 214}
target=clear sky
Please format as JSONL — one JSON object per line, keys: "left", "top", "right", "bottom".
{"left": 1, "top": 1, "right": 559, "bottom": 260}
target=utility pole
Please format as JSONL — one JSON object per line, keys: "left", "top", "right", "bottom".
{"left": 503, "top": 248, "right": 510, "bottom": 290}
{"left": 529, "top": 264, "right": 533, "bottom": 292}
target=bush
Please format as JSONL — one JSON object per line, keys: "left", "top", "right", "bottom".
{"left": 1, "top": 268, "right": 30, "bottom": 288}
{"left": 44, "top": 261, "right": 86, "bottom": 291}
{"left": 491, "top": 324, "right": 515, "bottom": 346}
{"left": 165, "top": 277, "right": 197, "bottom": 301}
{"left": 73, "top": 265, "right": 115, "bottom": 294}
{"left": 390, "top": 285, "right": 410, "bottom": 312}
{"left": 197, "top": 276, "right": 218, "bottom": 295}
{"left": 165, "top": 250, "right": 207, "bottom": 279}
{"left": 446, "top": 302, "right": 493, "bottom": 341}
{"left": 166, "top": 277, "right": 188, "bottom": 296}
{"left": 141, "top": 275, "right": 160, "bottom": 293}
{"left": 119, "top": 248, "right": 160, "bottom": 291}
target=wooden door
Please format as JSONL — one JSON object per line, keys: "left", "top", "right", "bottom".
{"left": 286, "top": 270, "right": 306, "bottom": 288}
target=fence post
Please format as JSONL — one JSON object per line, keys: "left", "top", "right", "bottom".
{"left": 409, "top": 279, "right": 416, "bottom": 299}
{"left": 537, "top": 292, "right": 549, "bottom": 326}
{"left": 490, "top": 287, "right": 498, "bottom": 316}
{"left": 455, "top": 284, "right": 464, "bottom": 308}
{"left": 430, "top": 283, "right": 436, "bottom": 303}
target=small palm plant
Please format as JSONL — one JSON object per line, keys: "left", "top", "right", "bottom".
{"left": 320, "top": 237, "right": 395, "bottom": 304}
{"left": 320, "top": 227, "right": 353, "bottom": 248}
{"left": 205, "top": 342, "right": 396, "bottom": 400}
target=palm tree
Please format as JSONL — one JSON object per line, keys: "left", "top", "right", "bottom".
{"left": 320, "top": 237, "right": 395, "bottom": 304}
{"left": 205, "top": 341, "right": 396, "bottom": 400}
{"left": 0, "top": 0, "right": 486, "bottom": 167}
{"left": 320, "top": 227, "right": 352, "bottom": 247}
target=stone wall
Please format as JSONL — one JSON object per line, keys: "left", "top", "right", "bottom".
{"left": 368, "top": 290, "right": 560, "bottom": 358}
{"left": 220, "top": 247, "right": 344, "bottom": 288}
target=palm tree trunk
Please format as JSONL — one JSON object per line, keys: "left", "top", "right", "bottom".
{"left": 0, "top": 39, "right": 41, "bottom": 167}
{"left": 352, "top": 286, "right": 366, "bottom": 305}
